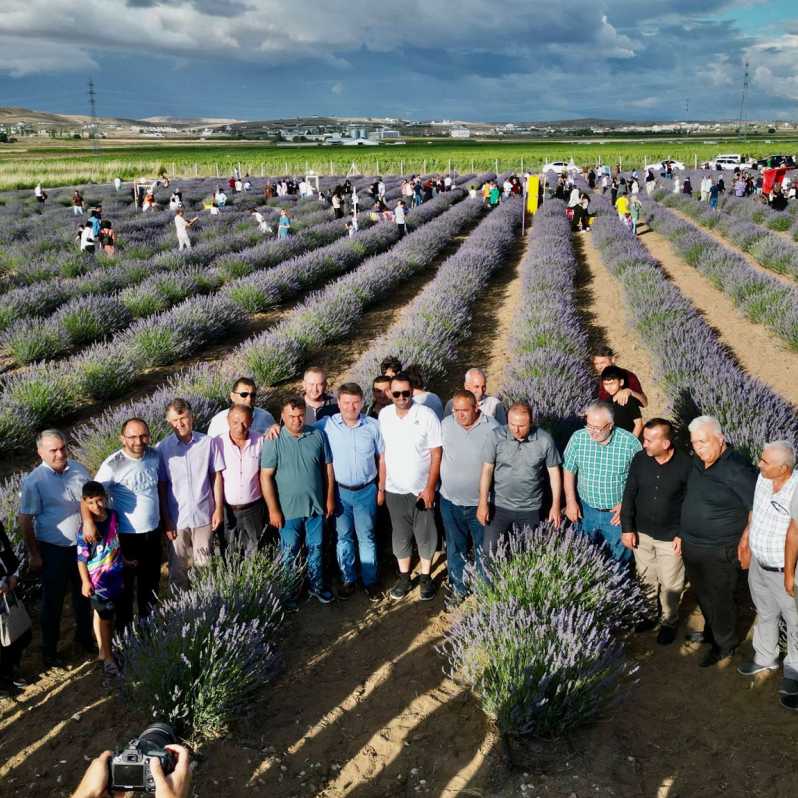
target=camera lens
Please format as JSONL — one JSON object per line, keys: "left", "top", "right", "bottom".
{"left": 137, "top": 722, "right": 177, "bottom": 756}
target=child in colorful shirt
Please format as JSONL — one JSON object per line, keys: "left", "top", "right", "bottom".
{"left": 76, "top": 481, "right": 134, "bottom": 677}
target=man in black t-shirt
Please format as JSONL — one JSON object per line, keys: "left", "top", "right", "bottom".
{"left": 600, "top": 366, "right": 642, "bottom": 437}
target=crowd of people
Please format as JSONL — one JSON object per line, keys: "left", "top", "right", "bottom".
{"left": 3, "top": 344, "right": 798, "bottom": 714}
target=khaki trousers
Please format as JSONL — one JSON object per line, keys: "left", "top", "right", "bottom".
{"left": 633, "top": 532, "right": 685, "bottom": 627}
{"left": 168, "top": 524, "right": 213, "bottom": 587}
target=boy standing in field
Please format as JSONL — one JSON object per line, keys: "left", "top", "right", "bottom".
{"left": 600, "top": 366, "right": 643, "bottom": 438}
{"left": 76, "top": 481, "right": 133, "bottom": 677}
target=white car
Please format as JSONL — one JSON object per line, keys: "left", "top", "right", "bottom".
{"left": 543, "top": 160, "right": 579, "bottom": 174}
{"left": 654, "top": 160, "right": 686, "bottom": 172}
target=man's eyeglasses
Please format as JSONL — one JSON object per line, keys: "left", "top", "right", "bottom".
{"left": 771, "top": 500, "right": 790, "bottom": 515}
{"left": 234, "top": 391, "right": 256, "bottom": 399}
{"left": 586, "top": 422, "right": 611, "bottom": 433}
{"left": 392, "top": 390, "right": 412, "bottom": 399}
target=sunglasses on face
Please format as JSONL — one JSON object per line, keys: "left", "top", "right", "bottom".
{"left": 234, "top": 391, "right": 256, "bottom": 399}
{"left": 392, "top": 390, "right": 412, "bottom": 398}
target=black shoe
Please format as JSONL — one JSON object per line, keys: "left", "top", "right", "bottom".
{"left": 309, "top": 588, "right": 335, "bottom": 605}
{"left": 635, "top": 618, "right": 658, "bottom": 633}
{"left": 686, "top": 630, "right": 710, "bottom": 644}
{"left": 419, "top": 574, "right": 437, "bottom": 602}
{"left": 780, "top": 693, "right": 798, "bottom": 711}
{"left": 656, "top": 626, "right": 677, "bottom": 646}
{"left": 364, "top": 585, "right": 382, "bottom": 603}
{"left": 0, "top": 678, "right": 21, "bottom": 698}
{"left": 389, "top": 573, "right": 412, "bottom": 601}
{"left": 337, "top": 582, "right": 357, "bottom": 600}
{"left": 700, "top": 648, "right": 735, "bottom": 669}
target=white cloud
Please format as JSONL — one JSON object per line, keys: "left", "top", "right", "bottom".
{"left": 0, "top": 35, "right": 97, "bottom": 76}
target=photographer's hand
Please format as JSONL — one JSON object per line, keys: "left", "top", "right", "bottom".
{"left": 71, "top": 751, "right": 124, "bottom": 798}
{"left": 150, "top": 744, "right": 192, "bottom": 798}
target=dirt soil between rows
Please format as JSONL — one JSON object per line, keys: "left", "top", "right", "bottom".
{"left": 2, "top": 218, "right": 796, "bottom": 798}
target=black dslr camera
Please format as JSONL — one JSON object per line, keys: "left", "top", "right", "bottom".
{"left": 109, "top": 722, "right": 177, "bottom": 793}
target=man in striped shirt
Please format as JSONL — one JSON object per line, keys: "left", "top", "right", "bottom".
{"left": 563, "top": 402, "right": 642, "bottom": 564}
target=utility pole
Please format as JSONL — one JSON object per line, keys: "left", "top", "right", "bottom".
{"left": 737, "top": 60, "right": 750, "bottom": 136}
{"left": 88, "top": 78, "right": 99, "bottom": 155}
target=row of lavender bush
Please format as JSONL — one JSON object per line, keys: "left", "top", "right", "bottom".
{"left": 643, "top": 196, "right": 798, "bottom": 350}
{"left": 499, "top": 199, "right": 595, "bottom": 444}
{"left": 0, "top": 191, "right": 469, "bottom": 449}
{"left": 590, "top": 192, "right": 798, "bottom": 459}
{"left": 346, "top": 197, "right": 521, "bottom": 392}
{"left": 653, "top": 189, "right": 798, "bottom": 282}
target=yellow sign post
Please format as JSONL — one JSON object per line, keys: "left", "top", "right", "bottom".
{"left": 526, "top": 175, "right": 540, "bottom": 215}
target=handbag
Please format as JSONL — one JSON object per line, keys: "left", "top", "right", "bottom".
{"left": 0, "top": 589, "right": 32, "bottom": 647}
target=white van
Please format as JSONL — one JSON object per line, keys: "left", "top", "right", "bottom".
{"left": 711, "top": 154, "right": 742, "bottom": 169}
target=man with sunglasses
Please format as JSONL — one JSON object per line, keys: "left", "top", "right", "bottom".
{"left": 563, "top": 402, "right": 641, "bottom": 564}
{"left": 736, "top": 441, "right": 798, "bottom": 697}
{"left": 378, "top": 372, "right": 443, "bottom": 601}
{"left": 206, "top": 377, "right": 276, "bottom": 438}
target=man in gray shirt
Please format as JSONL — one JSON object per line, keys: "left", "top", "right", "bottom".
{"left": 440, "top": 390, "right": 499, "bottom": 601}
{"left": 477, "top": 402, "right": 562, "bottom": 554}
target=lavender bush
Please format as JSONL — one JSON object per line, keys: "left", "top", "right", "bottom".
{"left": 118, "top": 547, "right": 301, "bottom": 742}
{"left": 441, "top": 527, "right": 642, "bottom": 737}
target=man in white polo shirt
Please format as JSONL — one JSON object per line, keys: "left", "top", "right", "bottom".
{"left": 207, "top": 377, "right": 276, "bottom": 438}
{"left": 378, "top": 372, "right": 442, "bottom": 601}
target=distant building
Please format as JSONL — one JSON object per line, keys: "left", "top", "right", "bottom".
{"left": 450, "top": 127, "right": 471, "bottom": 138}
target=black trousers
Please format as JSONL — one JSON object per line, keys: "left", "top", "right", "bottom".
{"left": 682, "top": 539, "right": 740, "bottom": 656}
{"left": 117, "top": 530, "right": 162, "bottom": 629}
{"left": 39, "top": 542, "right": 92, "bottom": 658}
{"left": 224, "top": 500, "right": 268, "bottom": 557}
{"left": 482, "top": 507, "right": 540, "bottom": 556}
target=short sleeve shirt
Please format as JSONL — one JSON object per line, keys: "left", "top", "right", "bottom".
{"left": 314, "top": 414, "right": 384, "bottom": 487}
{"left": 76, "top": 511, "right": 125, "bottom": 601}
{"left": 95, "top": 448, "right": 164, "bottom": 534}
{"left": 260, "top": 426, "right": 332, "bottom": 519}
{"left": 563, "top": 427, "right": 642, "bottom": 509}
{"left": 19, "top": 460, "right": 90, "bottom": 546}
{"left": 598, "top": 370, "right": 642, "bottom": 402}
{"left": 157, "top": 432, "right": 225, "bottom": 529}
{"left": 440, "top": 413, "right": 499, "bottom": 507}
{"left": 379, "top": 404, "right": 443, "bottom": 495}
{"left": 481, "top": 426, "right": 561, "bottom": 512}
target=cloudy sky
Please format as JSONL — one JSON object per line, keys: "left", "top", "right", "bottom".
{"left": 0, "top": 0, "right": 795, "bottom": 122}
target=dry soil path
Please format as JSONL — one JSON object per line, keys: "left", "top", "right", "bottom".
{"left": 638, "top": 228, "right": 798, "bottom": 408}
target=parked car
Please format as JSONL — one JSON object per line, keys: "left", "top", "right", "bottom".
{"left": 756, "top": 154, "right": 796, "bottom": 169}
{"left": 655, "top": 160, "right": 686, "bottom": 173}
{"left": 542, "top": 160, "right": 579, "bottom": 174}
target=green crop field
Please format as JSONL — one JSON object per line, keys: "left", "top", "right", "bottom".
{"left": 1, "top": 136, "right": 796, "bottom": 190}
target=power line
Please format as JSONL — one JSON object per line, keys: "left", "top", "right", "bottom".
{"left": 737, "top": 60, "right": 750, "bottom": 133}
{"left": 88, "top": 77, "right": 99, "bottom": 154}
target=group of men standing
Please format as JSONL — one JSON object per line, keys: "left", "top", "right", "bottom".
{"left": 13, "top": 352, "right": 798, "bottom": 710}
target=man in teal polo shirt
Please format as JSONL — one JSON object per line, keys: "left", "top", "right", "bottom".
{"left": 260, "top": 397, "right": 336, "bottom": 603}
{"left": 564, "top": 401, "right": 642, "bottom": 563}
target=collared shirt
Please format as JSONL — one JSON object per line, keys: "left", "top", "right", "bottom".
{"left": 206, "top": 406, "right": 276, "bottom": 438}
{"left": 481, "top": 426, "right": 561, "bottom": 512}
{"left": 157, "top": 432, "right": 225, "bottom": 529}
{"left": 620, "top": 449, "right": 692, "bottom": 541}
{"left": 95, "top": 448, "right": 164, "bottom": 534}
{"left": 563, "top": 427, "right": 642, "bottom": 509}
{"left": 444, "top": 395, "right": 507, "bottom": 424}
{"left": 215, "top": 432, "right": 263, "bottom": 506}
{"left": 314, "top": 413, "right": 384, "bottom": 488}
{"left": 304, "top": 394, "right": 339, "bottom": 425}
{"left": 680, "top": 447, "right": 756, "bottom": 545}
{"left": 260, "top": 426, "right": 332, "bottom": 519}
{"left": 19, "top": 460, "right": 90, "bottom": 546}
{"left": 440, "top": 413, "right": 499, "bottom": 507}
{"left": 749, "top": 471, "right": 798, "bottom": 568}
{"left": 379, "top": 403, "right": 443, "bottom": 495}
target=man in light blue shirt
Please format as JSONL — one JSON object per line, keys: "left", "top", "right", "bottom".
{"left": 93, "top": 417, "right": 166, "bottom": 628}
{"left": 315, "top": 383, "right": 385, "bottom": 601}
{"left": 18, "top": 429, "right": 92, "bottom": 668}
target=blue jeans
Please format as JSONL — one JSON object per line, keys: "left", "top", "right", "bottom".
{"left": 439, "top": 497, "right": 484, "bottom": 596}
{"left": 580, "top": 501, "right": 631, "bottom": 565}
{"left": 335, "top": 483, "right": 378, "bottom": 587}
{"left": 280, "top": 514, "right": 325, "bottom": 591}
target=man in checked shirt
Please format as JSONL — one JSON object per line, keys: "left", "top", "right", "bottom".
{"left": 736, "top": 441, "right": 798, "bottom": 698}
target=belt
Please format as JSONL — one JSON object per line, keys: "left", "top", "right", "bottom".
{"left": 338, "top": 479, "right": 375, "bottom": 492}
{"left": 758, "top": 561, "right": 785, "bottom": 573}
{"left": 226, "top": 499, "right": 262, "bottom": 512}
